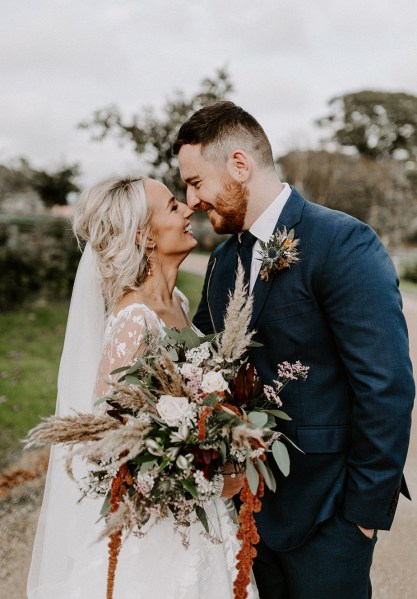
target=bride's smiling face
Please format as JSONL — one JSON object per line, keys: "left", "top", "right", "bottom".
{"left": 144, "top": 179, "right": 197, "bottom": 258}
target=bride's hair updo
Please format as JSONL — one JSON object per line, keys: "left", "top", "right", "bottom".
{"left": 73, "top": 176, "right": 151, "bottom": 312}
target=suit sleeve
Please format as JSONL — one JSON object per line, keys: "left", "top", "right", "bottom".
{"left": 319, "top": 220, "right": 415, "bottom": 530}
{"left": 192, "top": 254, "right": 216, "bottom": 335}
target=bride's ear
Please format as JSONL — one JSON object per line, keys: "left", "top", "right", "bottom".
{"left": 136, "top": 229, "right": 155, "bottom": 249}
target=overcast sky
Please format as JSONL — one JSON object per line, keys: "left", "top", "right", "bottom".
{"left": 1, "top": 0, "right": 417, "bottom": 187}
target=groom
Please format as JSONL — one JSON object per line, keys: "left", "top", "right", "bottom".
{"left": 173, "top": 101, "right": 415, "bottom": 598}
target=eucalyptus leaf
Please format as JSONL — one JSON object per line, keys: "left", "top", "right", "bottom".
{"left": 166, "top": 348, "right": 179, "bottom": 361}
{"left": 127, "top": 359, "right": 144, "bottom": 373}
{"left": 100, "top": 492, "right": 111, "bottom": 517}
{"left": 181, "top": 327, "right": 201, "bottom": 349}
{"left": 195, "top": 505, "right": 209, "bottom": 532}
{"left": 140, "top": 459, "right": 157, "bottom": 474}
{"left": 246, "top": 457, "right": 260, "bottom": 495}
{"left": 124, "top": 374, "right": 140, "bottom": 385}
{"left": 272, "top": 440, "right": 290, "bottom": 477}
{"left": 203, "top": 393, "right": 218, "bottom": 407}
{"left": 265, "top": 409, "right": 292, "bottom": 421}
{"left": 110, "top": 365, "right": 130, "bottom": 375}
{"left": 181, "top": 479, "right": 199, "bottom": 499}
{"left": 280, "top": 433, "right": 303, "bottom": 453}
{"left": 248, "top": 340, "right": 264, "bottom": 348}
{"left": 256, "top": 458, "right": 276, "bottom": 492}
{"left": 200, "top": 334, "right": 215, "bottom": 343}
{"left": 163, "top": 327, "right": 184, "bottom": 342}
{"left": 219, "top": 440, "right": 227, "bottom": 462}
{"left": 288, "top": 228, "right": 295, "bottom": 240}
{"left": 248, "top": 411, "right": 268, "bottom": 428}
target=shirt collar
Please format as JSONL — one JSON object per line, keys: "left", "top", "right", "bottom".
{"left": 248, "top": 183, "right": 291, "bottom": 243}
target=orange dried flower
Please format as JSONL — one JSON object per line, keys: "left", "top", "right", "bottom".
{"left": 197, "top": 406, "right": 213, "bottom": 440}
{"left": 233, "top": 469, "right": 264, "bottom": 599}
{"left": 106, "top": 463, "right": 132, "bottom": 599}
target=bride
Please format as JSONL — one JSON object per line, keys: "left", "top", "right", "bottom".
{"left": 27, "top": 176, "right": 259, "bottom": 599}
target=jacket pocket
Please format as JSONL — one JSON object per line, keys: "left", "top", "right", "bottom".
{"left": 268, "top": 298, "right": 314, "bottom": 322}
{"left": 296, "top": 425, "right": 351, "bottom": 454}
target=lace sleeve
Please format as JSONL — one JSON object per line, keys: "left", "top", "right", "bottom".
{"left": 94, "top": 304, "right": 164, "bottom": 411}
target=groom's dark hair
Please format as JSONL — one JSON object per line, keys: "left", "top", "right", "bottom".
{"left": 173, "top": 101, "right": 275, "bottom": 169}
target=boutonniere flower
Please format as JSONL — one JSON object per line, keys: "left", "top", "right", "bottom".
{"left": 257, "top": 227, "right": 300, "bottom": 281}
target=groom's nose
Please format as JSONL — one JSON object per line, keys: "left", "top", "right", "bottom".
{"left": 186, "top": 187, "right": 200, "bottom": 209}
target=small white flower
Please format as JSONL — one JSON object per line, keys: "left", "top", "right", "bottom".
{"left": 180, "top": 363, "right": 203, "bottom": 381}
{"left": 185, "top": 342, "right": 211, "bottom": 366}
{"left": 201, "top": 371, "right": 229, "bottom": 394}
{"left": 156, "top": 395, "right": 190, "bottom": 426}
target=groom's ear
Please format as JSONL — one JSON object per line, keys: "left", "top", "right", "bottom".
{"left": 226, "top": 150, "right": 251, "bottom": 182}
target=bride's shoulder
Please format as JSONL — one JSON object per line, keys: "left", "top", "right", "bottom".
{"left": 107, "top": 293, "right": 161, "bottom": 333}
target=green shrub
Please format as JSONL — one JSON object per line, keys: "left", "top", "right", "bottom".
{"left": 0, "top": 216, "right": 81, "bottom": 311}
{"left": 403, "top": 262, "right": 417, "bottom": 284}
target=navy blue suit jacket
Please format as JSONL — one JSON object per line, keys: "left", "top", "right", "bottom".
{"left": 193, "top": 188, "right": 415, "bottom": 550}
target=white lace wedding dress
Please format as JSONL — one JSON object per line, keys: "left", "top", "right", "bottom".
{"left": 28, "top": 288, "right": 259, "bottom": 599}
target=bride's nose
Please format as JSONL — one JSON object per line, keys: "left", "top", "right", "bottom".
{"left": 181, "top": 202, "right": 194, "bottom": 218}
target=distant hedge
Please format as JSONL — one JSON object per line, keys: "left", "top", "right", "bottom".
{"left": 403, "top": 262, "right": 417, "bottom": 284}
{"left": 0, "top": 215, "right": 81, "bottom": 312}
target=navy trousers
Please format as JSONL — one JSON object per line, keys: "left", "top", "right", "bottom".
{"left": 252, "top": 510, "right": 377, "bottom": 599}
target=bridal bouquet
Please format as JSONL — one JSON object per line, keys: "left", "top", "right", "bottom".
{"left": 25, "top": 265, "right": 308, "bottom": 599}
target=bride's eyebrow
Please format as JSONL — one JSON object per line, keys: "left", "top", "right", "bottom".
{"left": 166, "top": 196, "right": 176, "bottom": 209}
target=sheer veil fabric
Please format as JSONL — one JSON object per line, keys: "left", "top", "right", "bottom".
{"left": 27, "top": 243, "right": 259, "bottom": 598}
{"left": 27, "top": 243, "right": 106, "bottom": 597}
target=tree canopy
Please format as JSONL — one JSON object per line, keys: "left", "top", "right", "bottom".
{"left": 79, "top": 68, "right": 234, "bottom": 196}
{"left": 316, "top": 90, "right": 417, "bottom": 161}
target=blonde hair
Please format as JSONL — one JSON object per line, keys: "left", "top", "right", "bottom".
{"left": 72, "top": 176, "right": 151, "bottom": 313}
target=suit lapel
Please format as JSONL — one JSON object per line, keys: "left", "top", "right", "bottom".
{"left": 207, "top": 236, "right": 240, "bottom": 332}
{"left": 250, "top": 188, "right": 306, "bottom": 328}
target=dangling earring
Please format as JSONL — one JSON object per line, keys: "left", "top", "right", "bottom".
{"left": 146, "top": 246, "right": 155, "bottom": 276}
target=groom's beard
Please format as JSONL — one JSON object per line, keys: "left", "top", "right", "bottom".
{"left": 201, "top": 180, "right": 248, "bottom": 234}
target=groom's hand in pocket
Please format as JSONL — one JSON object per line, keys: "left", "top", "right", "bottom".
{"left": 357, "top": 525, "right": 375, "bottom": 539}
{"left": 220, "top": 463, "right": 244, "bottom": 498}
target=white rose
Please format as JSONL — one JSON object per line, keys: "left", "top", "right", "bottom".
{"left": 201, "top": 371, "right": 229, "bottom": 394}
{"left": 156, "top": 395, "right": 190, "bottom": 426}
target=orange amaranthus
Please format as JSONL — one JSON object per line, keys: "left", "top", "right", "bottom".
{"left": 234, "top": 468, "right": 265, "bottom": 599}
{"left": 106, "top": 463, "right": 133, "bottom": 599}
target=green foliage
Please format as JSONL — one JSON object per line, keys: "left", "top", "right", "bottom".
{"left": 317, "top": 90, "right": 417, "bottom": 161}
{"left": 0, "top": 216, "right": 81, "bottom": 312}
{"left": 79, "top": 67, "right": 234, "bottom": 197}
{"left": 31, "top": 163, "right": 81, "bottom": 206}
{"left": 0, "top": 157, "right": 81, "bottom": 206}
{"left": 403, "top": 262, "right": 417, "bottom": 284}
{"left": 278, "top": 149, "right": 417, "bottom": 248}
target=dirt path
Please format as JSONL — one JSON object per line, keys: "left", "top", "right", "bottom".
{"left": 1, "top": 269, "right": 416, "bottom": 598}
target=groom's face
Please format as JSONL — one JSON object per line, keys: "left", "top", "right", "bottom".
{"left": 178, "top": 144, "right": 248, "bottom": 234}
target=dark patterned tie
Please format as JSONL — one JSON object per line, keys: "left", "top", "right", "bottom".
{"left": 239, "top": 231, "right": 257, "bottom": 287}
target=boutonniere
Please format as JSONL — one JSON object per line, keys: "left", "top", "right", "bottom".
{"left": 257, "top": 227, "right": 300, "bottom": 281}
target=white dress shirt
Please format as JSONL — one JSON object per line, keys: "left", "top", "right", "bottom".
{"left": 242, "top": 183, "right": 292, "bottom": 292}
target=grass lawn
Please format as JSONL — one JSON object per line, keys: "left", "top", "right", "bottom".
{"left": 0, "top": 272, "right": 204, "bottom": 468}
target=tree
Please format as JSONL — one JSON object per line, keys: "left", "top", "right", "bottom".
{"left": 316, "top": 91, "right": 417, "bottom": 161}
{"left": 79, "top": 68, "right": 234, "bottom": 196}
{"left": 30, "top": 163, "right": 81, "bottom": 206}
{"left": 0, "top": 158, "right": 81, "bottom": 207}
{"left": 278, "top": 149, "right": 417, "bottom": 248}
